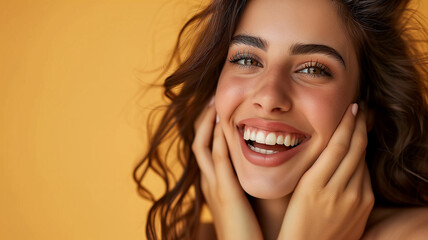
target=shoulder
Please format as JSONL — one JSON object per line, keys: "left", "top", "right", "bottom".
{"left": 363, "top": 206, "right": 428, "bottom": 240}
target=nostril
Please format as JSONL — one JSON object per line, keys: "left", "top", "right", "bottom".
{"left": 251, "top": 90, "right": 292, "bottom": 113}
{"left": 253, "top": 102, "right": 263, "bottom": 109}
{"left": 253, "top": 102, "right": 291, "bottom": 113}
{"left": 271, "top": 107, "right": 283, "bottom": 113}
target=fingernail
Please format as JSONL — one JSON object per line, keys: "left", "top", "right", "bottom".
{"left": 351, "top": 103, "right": 359, "bottom": 116}
{"left": 216, "top": 115, "right": 220, "bottom": 123}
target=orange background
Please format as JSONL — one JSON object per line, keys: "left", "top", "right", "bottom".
{"left": 0, "top": 1, "right": 427, "bottom": 239}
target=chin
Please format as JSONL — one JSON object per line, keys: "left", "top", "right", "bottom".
{"left": 237, "top": 173, "right": 297, "bottom": 200}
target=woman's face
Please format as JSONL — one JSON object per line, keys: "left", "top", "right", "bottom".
{"left": 215, "top": 0, "right": 359, "bottom": 199}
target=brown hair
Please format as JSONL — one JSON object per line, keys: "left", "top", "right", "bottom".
{"left": 336, "top": 0, "right": 428, "bottom": 205}
{"left": 134, "top": 0, "right": 428, "bottom": 239}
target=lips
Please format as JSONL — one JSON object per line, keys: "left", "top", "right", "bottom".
{"left": 237, "top": 118, "right": 310, "bottom": 167}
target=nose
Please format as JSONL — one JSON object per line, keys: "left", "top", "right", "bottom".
{"left": 251, "top": 71, "right": 292, "bottom": 114}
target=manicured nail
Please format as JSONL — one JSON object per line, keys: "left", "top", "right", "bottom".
{"left": 351, "top": 103, "right": 358, "bottom": 116}
{"left": 216, "top": 115, "right": 220, "bottom": 123}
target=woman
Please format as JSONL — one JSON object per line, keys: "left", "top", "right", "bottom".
{"left": 135, "top": 0, "right": 428, "bottom": 239}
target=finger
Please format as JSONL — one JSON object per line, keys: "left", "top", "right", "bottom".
{"left": 192, "top": 101, "right": 216, "bottom": 182}
{"left": 307, "top": 103, "right": 358, "bottom": 187}
{"left": 211, "top": 120, "right": 241, "bottom": 195}
{"left": 343, "top": 155, "right": 365, "bottom": 194}
{"left": 200, "top": 174, "right": 216, "bottom": 209}
{"left": 346, "top": 161, "right": 373, "bottom": 217}
{"left": 328, "top": 110, "right": 367, "bottom": 190}
{"left": 193, "top": 98, "right": 216, "bottom": 142}
{"left": 354, "top": 163, "right": 375, "bottom": 222}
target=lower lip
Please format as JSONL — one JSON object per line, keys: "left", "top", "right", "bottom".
{"left": 238, "top": 129, "right": 308, "bottom": 167}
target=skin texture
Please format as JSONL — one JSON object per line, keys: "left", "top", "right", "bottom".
{"left": 193, "top": 1, "right": 373, "bottom": 239}
{"left": 192, "top": 0, "right": 427, "bottom": 239}
{"left": 194, "top": 103, "right": 374, "bottom": 240}
{"left": 215, "top": 0, "right": 359, "bottom": 199}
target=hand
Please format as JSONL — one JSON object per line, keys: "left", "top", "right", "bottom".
{"left": 192, "top": 100, "right": 263, "bottom": 240}
{"left": 278, "top": 104, "right": 375, "bottom": 240}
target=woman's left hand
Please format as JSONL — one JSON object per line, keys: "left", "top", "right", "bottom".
{"left": 192, "top": 101, "right": 263, "bottom": 240}
{"left": 277, "top": 104, "right": 375, "bottom": 240}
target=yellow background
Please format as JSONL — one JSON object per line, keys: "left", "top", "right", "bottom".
{"left": 0, "top": 1, "right": 427, "bottom": 239}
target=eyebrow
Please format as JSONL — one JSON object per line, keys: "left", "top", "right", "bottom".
{"left": 290, "top": 43, "right": 346, "bottom": 68}
{"left": 231, "top": 34, "right": 267, "bottom": 51}
{"left": 230, "top": 34, "right": 346, "bottom": 68}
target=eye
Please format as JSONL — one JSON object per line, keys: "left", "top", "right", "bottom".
{"left": 235, "top": 58, "right": 261, "bottom": 67}
{"left": 228, "top": 51, "right": 263, "bottom": 68}
{"left": 297, "top": 61, "right": 331, "bottom": 77}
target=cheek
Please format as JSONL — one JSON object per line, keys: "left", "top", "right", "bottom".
{"left": 296, "top": 85, "right": 353, "bottom": 141}
{"left": 215, "top": 73, "right": 247, "bottom": 121}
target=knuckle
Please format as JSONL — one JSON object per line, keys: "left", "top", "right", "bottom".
{"left": 323, "top": 186, "right": 340, "bottom": 202}
{"left": 345, "top": 191, "right": 362, "bottom": 206}
{"left": 211, "top": 148, "right": 226, "bottom": 161}
{"left": 354, "top": 132, "right": 368, "bottom": 149}
{"left": 363, "top": 191, "right": 375, "bottom": 208}
{"left": 295, "top": 171, "right": 319, "bottom": 192}
{"left": 191, "top": 142, "right": 201, "bottom": 155}
{"left": 211, "top": 150, "right": 222, "bottom": 160}
{"left": 330, "top": 142, "right": 349, "bottom": 156}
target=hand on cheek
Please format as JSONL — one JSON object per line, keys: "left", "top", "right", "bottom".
{"left": 192, "top": 100, "right": 263, "bottom": 240}
{"left": 278, "top": 103, "right": 374, "bottom": 240}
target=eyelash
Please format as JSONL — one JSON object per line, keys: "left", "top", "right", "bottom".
{"left": 297, "top": 61, "right": 332, "bottom": 77}
{"left": 228, "top": 51, "right": 332, "bottom": 77}
{"left": 228, "top": 51, "right": 263, "bottom": 68}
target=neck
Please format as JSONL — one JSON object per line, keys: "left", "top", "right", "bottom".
{"left": 251, "top": 195, "right": 291, "bottom": 240}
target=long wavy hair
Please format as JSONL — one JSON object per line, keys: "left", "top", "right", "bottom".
{"left": 134, "top": 0, "right": 428, "bottom": 239}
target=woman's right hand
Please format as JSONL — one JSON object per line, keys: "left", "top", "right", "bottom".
{"left": 192, "top": 100, "right": 263, "bottom": 240}
{"left": 277, "top": 104, "right": 374, "bottom": 240}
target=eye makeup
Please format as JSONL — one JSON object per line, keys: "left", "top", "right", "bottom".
{"left": 228, "top": 50, "right": 263, "bottom": 68}
{"left": 296, "top": 60, "right": 332, "bottom": 77}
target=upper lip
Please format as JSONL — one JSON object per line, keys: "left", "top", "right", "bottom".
{"left": 237, "top": 118, "right": 310, "bottom": 137}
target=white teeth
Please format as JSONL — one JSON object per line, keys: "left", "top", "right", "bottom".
{"left": 248, "top": 143, "right": 278, "bottom": 155}
{"left": 276, "top": 135, "right": 284, "bottom": 145}
{"left": 255, "top": 131, "right": 266, "bottom": 144}
{"left": 244, "top": 126, "right": 305, "bottom": 149}
{"left": 250, "top": 131, "right": 256, "bottom": 141}
{"left": 244, "top": 129, "right": 250, "bottom": 140}
{"left": 265, "top": 132, "right": 277, "bottom": 145}
{"left": 284, "top": 135, "right": 291, "bottom": 146}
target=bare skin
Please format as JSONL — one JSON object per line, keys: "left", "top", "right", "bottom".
{"left": 194, "top": 104, "right": 428, "bottom": 239}
{"left": 197, "top": 207, "right": 428, "bottom": 240}
{"left": 192, "top": 0, "right": 372, "bottom": 239}
{"left": 193, "top": 102, "right": 374, "bottom": 240}
{"left": 191, "top": 0, "right": 428, "bottom": 239}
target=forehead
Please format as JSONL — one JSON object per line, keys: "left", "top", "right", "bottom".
{"left": 235, "top": 0, "right": 355, "bottom": 64}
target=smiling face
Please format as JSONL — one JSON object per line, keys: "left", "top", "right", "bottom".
{"left": 215, "top": 0, "right": 360, "bottom": 199}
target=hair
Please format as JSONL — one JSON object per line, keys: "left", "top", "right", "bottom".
{"left": 134, "top": 0, "right": 428, "bottom": 239}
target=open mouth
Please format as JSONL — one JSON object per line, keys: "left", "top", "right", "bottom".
{"left": 243, "top": 126, "right": 306, "bottom": 155}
